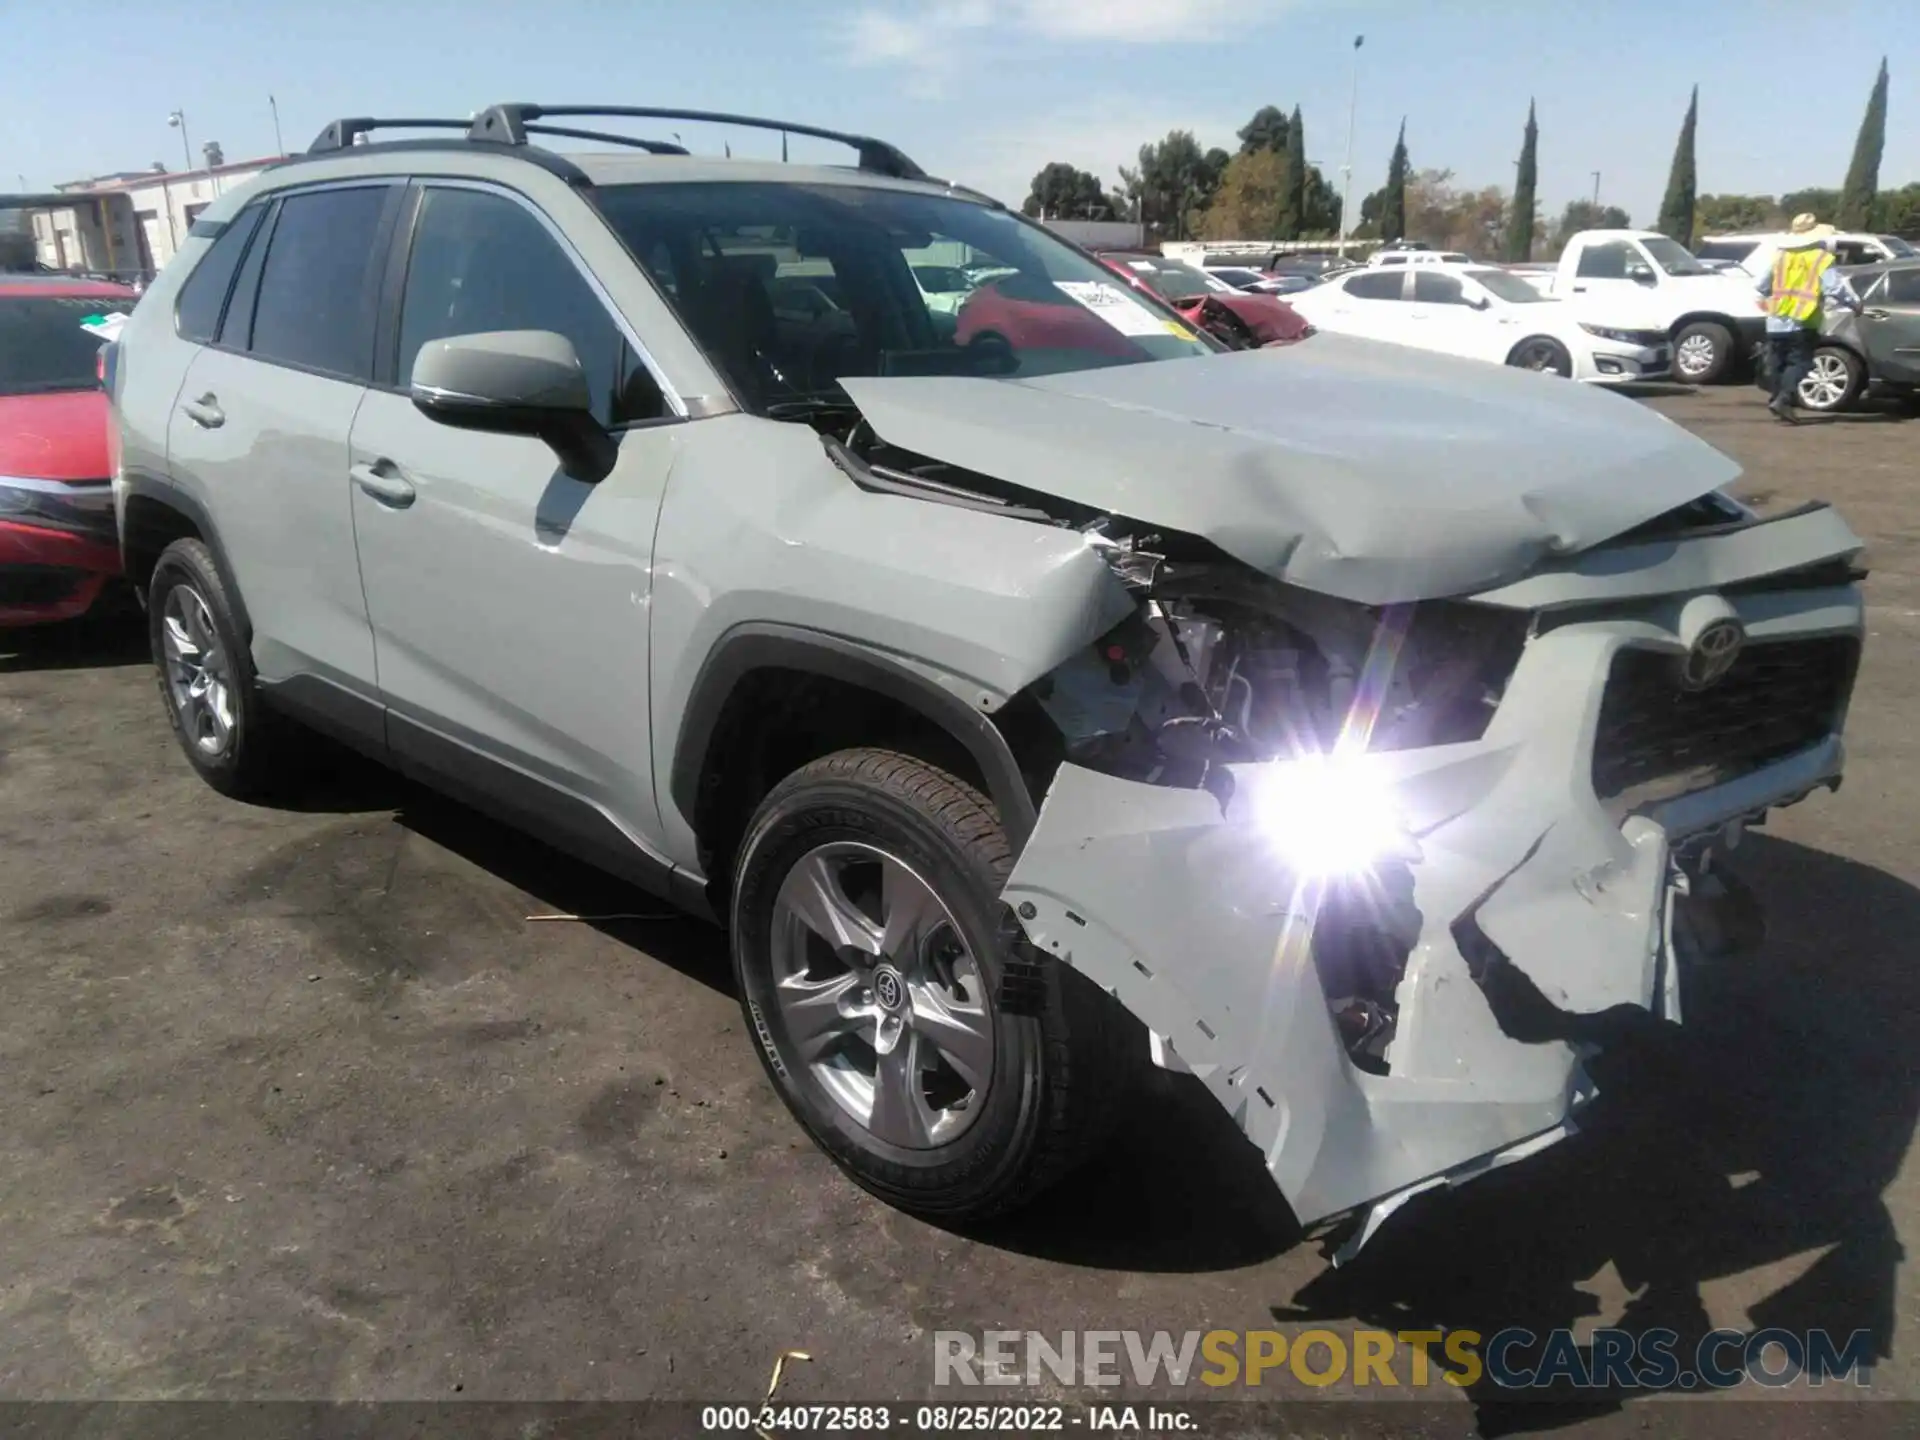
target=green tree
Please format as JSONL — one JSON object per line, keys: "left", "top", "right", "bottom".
{"left": 1837, "top": 57, "right": 1890, "bottom": 230}
{"left": 1132, "top": 130, "right": 1211, "bottom": 240}
{"left": 1278, "top": 105, "right": 1308, "bottom": 240}
{"left": 1381, "top": 119, "right": 1409, "bottom": 242}
{"left": 1506, "top": 101, "right": 1538, "bottom": 261}
{"left": 1880, "top": 181, "right": 1920, "bottom": 238}
{"left": 1657, "top": 85, "right": 1699, "bottom": 243}
{"left": 1021, "top": 162, "right": 1111, "bottom": 220}
{"left": 1198, "top": 150, "right": 1285, "bottom": 240}
{"left": 1695, "top": 193, "right": 1778, "bottom": 235}
{"left": 1236, "top": 105, "right": 1290, "bottom": 155}
{"left": 1549, "top": 200, "right": 1631, "bottom": 256}
{"left": 1781, "top": 186, "right": 1841, "bottom": 222}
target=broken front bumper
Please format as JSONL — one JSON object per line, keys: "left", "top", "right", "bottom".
{"left": 1002, "top": 580, "right": 1862, "bottom": 1231}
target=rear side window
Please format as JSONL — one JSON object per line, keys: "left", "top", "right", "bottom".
{"left": 1344, "top": 271, "right": 1405, "bottom": 300}
{"left": 174, "top": 204, "right": 265, "bottom": 343}
{"left": 248, "top": 186, "right": 391, "bottom": 380}
{"left": 396, "top": 186, "right": 664, "bottom": 426}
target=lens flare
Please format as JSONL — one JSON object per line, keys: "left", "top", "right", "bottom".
{"left": 1248, "top": 754, "right": 1411, "bottom": 876}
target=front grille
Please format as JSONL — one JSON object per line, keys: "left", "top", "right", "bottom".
{"left": 1592, "top": 636, "right": 1858, "bottom": 808}
{"left": 0, "top": 566, "right": 82, "bottom": 607}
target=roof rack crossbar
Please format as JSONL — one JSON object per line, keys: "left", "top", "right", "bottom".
{"left": 307, "top": 117, "right": 472, "bottom": 154}
{"left": 520, "top": 123, "right": 689, "bottom": 157}
{"left": 467, "top": 104, "right": 928, "bottom": 180}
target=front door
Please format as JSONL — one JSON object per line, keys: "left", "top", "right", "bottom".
{"left": 1859, "top": 266, "right": 1920, "bottom": 386}
{"left": 348, "top": 182, "right": 682, "bottom": 856}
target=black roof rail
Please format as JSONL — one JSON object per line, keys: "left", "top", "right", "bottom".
{"left": 467, "top": 104, "right": 929, "bottom": 180}
{"left": 307, "top": 117, "right": 475, "bottom": 153}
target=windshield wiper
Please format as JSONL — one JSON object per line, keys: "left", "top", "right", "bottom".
{"left": 764, "top": 394, "right": 862, "bottom": 422}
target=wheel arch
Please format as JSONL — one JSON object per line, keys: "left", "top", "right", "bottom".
{"left": 670, "top": 624, "right": 1044, "bottom": 902}
{"left": 1668, "top": 310, "right": 1742, "bottom": 339}
{"left": 119, "top": 474, "right": 252, "bottom": 641}
{"left": 1504, "top": 333, "right": 1570, "bottom": 367}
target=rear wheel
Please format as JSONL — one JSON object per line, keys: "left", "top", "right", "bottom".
{"left": 730, "top": 748, "right": 1135, "bottom": 1220}
{"left": 1507, "top": 336, "right": 1573, "bottom": 377}
{"left": 1797, "top": 347, "right": 1864, "bottom": 413}
{"left": 147, "top": 538, "right": 282, "bottom": 799}
{"left": 1673, "top": 321, "right": 1734, "bottom": 383}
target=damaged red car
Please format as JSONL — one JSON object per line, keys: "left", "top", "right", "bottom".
{"left": 1095, "top": 250, "right": 1313, "bottom": 347}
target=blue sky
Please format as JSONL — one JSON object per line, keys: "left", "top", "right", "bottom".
{"left": 5, "top": 0, "right": 1914, "bottom": 227}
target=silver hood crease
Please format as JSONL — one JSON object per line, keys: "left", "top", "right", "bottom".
{"left": 842, "top": 335, "right": 1744, "bottom": 605}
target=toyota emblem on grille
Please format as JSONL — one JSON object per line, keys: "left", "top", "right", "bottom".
{"left": 1679, "top": 617, "right": 1746, "bottom": 691}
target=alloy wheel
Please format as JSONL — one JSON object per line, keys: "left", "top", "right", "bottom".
{"left": 1516, "top": 340, "right": 1565, "bottom": 373}
{"left": 1676, "top": 332, "right": 1717, "bottom": 378}
{"left": 766, "top": 841, "right": 994, "bottom": 1149}
{"left": 160, "top": 583, "right": 236, "bottom": 758}
{"left": 1797, "top": 352, "right": 1853, "bottom": 411}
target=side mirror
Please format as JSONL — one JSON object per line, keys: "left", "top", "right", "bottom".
{"left": 1467, "top": 295, "right": 1491, "bottom": 311}
{"left": 1629, "top": 268, "right": 1658, "bottom": 286}
{"left": 410, "top": 330, "right": 618, "bottom": 483}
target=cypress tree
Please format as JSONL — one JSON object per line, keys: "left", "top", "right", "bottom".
{"left": 1279, "top": 105, "right": 1307, "bottom": 240}
{"left": 1657, "top": 86, "right": 1699, "bottom": 243}
{"left": 1506, "top": 101, "right": 1538, "bottom": 261}
{"left": 1837, "top": 58, "right": 1890, "bottom": 230}
{"left": 1382, "top": 120, "right": 1408, "bottom": 242}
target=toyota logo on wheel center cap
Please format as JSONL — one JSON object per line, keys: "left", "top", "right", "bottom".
{"left": 1679, "top": 617, "right": 1746, "bottom": 691}
{"left": 873, "top": 967, "right": 907, "bottom": 1012}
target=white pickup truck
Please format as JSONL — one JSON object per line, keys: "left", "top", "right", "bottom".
{"left": 1513, "top": 229, "right": 1767, "bottom": 382}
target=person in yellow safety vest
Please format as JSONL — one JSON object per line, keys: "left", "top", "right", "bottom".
{"left": 1756, "top": 213, "right": 1861, "bottom": 423}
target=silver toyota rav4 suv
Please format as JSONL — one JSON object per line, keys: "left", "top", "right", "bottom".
{"left": 107, "top": 105, "right": 1866, "bottom": 1256}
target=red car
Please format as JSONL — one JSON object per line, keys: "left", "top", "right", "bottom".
{"left": 1094, "top": 251, "right": 1313, "bottom": 347}
{"left": 0, "top": 276, "right": 136, "bottom": 626}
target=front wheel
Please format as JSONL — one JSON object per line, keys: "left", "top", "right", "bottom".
{"left": 1673, "top": 321, "right": 1735, "bottom": 383}
{"left": 1507, "top": 336, "right": 1573, "bottom": 377}
{"left": 730, "top": 748, "right": 1135, "bottom": 1221}
{"left": 1797, "top": 346, "right": 1864, "bottom": 413}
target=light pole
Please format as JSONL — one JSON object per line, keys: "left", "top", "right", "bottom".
{"left": 1339, "top": 34, "right": 1364, "bottom": 257}
{"left": 1591, "top": 171, "right": 1602, "bottom": 208}
{"left": 270, "top": 95, "right": 285, "bottom": 157}
{"left": 165, "top": 111, "right": 192, "bottom": 260}
{"left": 168, "top": 110, "right": 192, "bottom": 173}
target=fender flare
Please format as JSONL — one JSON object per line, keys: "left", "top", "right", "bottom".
{"left": 669, "top": 623, "right": 1038, "bottom": 849}
{"left": 118, "top": 471, "right": 254, "bottom": 641}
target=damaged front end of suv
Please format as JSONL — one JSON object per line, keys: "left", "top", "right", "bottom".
{"left": 820, "top": 337, "right": 1866, "bottom": 1257}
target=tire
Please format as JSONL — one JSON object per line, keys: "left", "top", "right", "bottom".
{"left": 1506, "top": 336, "right": 1573, "bottom": 378}
{"left": 1796, "top": 346, "right": 1864, "bottom": 413}
{"left": 1673, "top": 321, "right": 1734, "bottom": 384}
{"left": 730, "top": 747, "right": 1137, "bottom": 1221}
{"left": 147, "top": 537, "right": 283, "bottom": 799}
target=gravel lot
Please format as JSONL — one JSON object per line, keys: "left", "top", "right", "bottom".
{"left": 1, "top": 385, "right": 1915, "bottom": 1432}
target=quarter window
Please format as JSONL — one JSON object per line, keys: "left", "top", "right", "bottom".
{"left": 249, "top": 186, "right": 391, "bottom": 379}
{"left": 397, "top": 186, "right": 663, "bottom": 426}
{"left": 174, "top": 204, "right": 265, "bottom": 344}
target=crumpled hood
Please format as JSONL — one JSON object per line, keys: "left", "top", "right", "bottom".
{"left": 840, "top": 336, "right": 1741, "bottom": 604}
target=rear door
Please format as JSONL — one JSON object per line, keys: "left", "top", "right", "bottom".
{"left": 165, "top": 182, "right": 401, "bottom": 698}
{"left": 347, "top": 180, "right": 683, "bottom": 855}
{"left": 1859, "top": 266, "right": 1920, "bottom": 385}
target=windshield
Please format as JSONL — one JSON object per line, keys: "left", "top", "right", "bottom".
{"left": 1105, "top": 256, "right": 1227, "bottom": 302}
{"left": 593, "top": 182, "right": 1214, "bottom": 413}
{"left": 1464, "top": 269, "right": 1548, "bottom": 303}
{"left": 1696, "top": 239, "right": 1760, "bottom": 264}
{"left": 1879, "top": 235, "right": 1918, "bottom": 259}
{"left": 0, "top": 296, "right": 126, "bottom": 397}
{"left": 1641, "top": 236, "right": 1713, "bottom": 276}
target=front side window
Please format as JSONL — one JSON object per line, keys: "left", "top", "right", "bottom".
{"left": 175, "top": 204, "right": 265, "bottom": 343}
{"left": 397, "top": 186, "right": 663, "bottom": 427}
{"left": 1413, "top": 271, "right": 1466, "bottom": 304}
{"left": 1575, "top": 242, "right": 1637, "bottom": 280}
{"left": 249, "top": 186, "right": 391, "bottom": 379}
{"left": 0, "top": 296, "right": 130, "bottom": 396}
{"left": 593, "top": 181, "right": 1214, "bottom": 414}
{"left": 1884, "top": 268, "right": 1920, "bottom": 305}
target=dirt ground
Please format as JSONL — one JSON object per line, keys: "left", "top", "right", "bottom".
{"left": 1, "top": 385, "right": 1915, "bottom": 1434}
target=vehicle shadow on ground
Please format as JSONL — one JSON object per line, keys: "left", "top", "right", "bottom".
{"left": 1270, "top": 833, "right": 1916, "bottom": 1434}
{"left": 0, "top": 608, "right": 147, "bottom": 673}
{"left": 269, "top": 742, "right": 736, "bottom": 995}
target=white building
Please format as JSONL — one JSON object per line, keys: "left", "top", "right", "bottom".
{"left": 26, "top": 154, "right": 281, "bottom": 281}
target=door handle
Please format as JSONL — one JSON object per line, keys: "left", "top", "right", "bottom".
{"left": 350, "top": 460, "right": 417, "bottom": 509}
{"left": 181, "top": 394, "right": 224, "bottom": 429}
{"left": 1570, "top": 285, "right": 1588, "bottom": 293}
{"left": 1864, "top": 309, "right": 1891, "bottom": 322}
